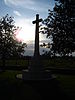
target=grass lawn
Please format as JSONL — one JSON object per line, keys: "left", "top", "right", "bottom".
{"left": 0, "top": 58, "right": 75, "bottom": 99}
{"left": 0, "top": 70, "right": 75, "bottom": 100}
{"left": 56, "top": 74, "right": 75, "bottom": 100}
{"left": 0, "top": 70, "right": 41, "bottom": 100}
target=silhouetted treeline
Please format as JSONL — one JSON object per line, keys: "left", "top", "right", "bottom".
{"left": 41, "top": 0, "right": 75, "bottom": 57}
{"left": 0, "top": 14, "right": 27, "bottom": 67}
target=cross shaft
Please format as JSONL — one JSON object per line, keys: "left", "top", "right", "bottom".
{"left": 32, "top": 14, "right": 42, "bottom": 57}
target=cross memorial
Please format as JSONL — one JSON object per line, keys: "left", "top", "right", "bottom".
{"left": 29, "top": 14, "right": 43, "bottom": 71}
{"left": 19, "top": 14, "right": 53, "bottom": 80}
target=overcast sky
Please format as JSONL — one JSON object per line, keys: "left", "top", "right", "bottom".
{"left": 0, "top": 0, "right": 55, "bottom": 56}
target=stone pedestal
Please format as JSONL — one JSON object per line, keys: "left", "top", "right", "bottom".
{"left": 22, "top": 69, "right": 53, "bottom": 80}
{"left": 16, "top": 71, "right": 68, "bottom": 100}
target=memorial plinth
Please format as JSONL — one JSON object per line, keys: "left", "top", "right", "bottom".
{"left": 22, "top": 70, "right": 53, "bottom": 80}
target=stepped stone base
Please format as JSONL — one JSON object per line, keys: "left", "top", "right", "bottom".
{"left": 21, "top": 69, "right": 54, "bottom": 80}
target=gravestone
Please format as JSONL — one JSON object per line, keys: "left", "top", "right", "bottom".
{"left": 22, "top": 14, "right": 53, "bottom": 80}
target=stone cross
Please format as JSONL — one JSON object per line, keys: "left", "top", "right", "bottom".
{"left": 21, "top": 14, "right": 53, "bottom": 80}
{"left": 32, "top": 14, "right": 42, "bottom": 57}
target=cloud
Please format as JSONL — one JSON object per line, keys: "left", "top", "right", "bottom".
{"left": 4, "top": 0, "right": 50, "bottom": 12}
{"left": 14, "top": 17, "right": 45, "bottom": 43}
{"left": 13, "top": 10, "right": 21, "bottom": 16}
{"left": 4, "top": 0, "right": 35, "bottom": 6}
{"left": 14, "top": 17, "right": 35, "bottom": 42}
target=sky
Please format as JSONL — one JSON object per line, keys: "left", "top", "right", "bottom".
{"left": 0, "top": 0, "right": 55, "bottom": 56}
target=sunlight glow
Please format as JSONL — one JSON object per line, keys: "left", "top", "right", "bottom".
{"left": 14, "top": 18, "right": 45, "bottom": 43}
{"left": 15, "top": 18, "right": 35, "bottom": 43}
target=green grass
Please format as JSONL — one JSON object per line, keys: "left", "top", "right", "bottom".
{"left": 0, "top": 70, "right": 75, "bottom": 100}
{"left": 0, "top": 70, "right": 42, "bottom": 100}
{"left": 56, "top": 74, "right": 75, "bottom": 99}
{"left": 0, "top": 58, "right": 75, "bottom": 99}
{"left": 0, "top": 70, "right": 21, "bottom": 82}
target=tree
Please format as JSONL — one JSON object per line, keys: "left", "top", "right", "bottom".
{"left": 0, "top": 14, "right": 26, "bottom": 66}
{"left": 41, "top": 0, "right": 75, "bottom": 57}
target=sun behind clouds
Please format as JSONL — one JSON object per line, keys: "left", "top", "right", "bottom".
{"left": 15, "top": 18, "right": 35, "bottom": 43}
{"left": 14, "top": 17, "right": 45, "bottom": 43}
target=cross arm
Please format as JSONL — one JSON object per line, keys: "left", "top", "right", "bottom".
{"left": 32, "top": 18, "right": 42, "bottom": 24}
